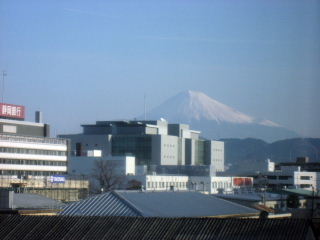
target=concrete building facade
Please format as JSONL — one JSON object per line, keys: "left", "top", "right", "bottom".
{"left": 59, "top": 120, "right": 224, "bottom": 174}
{"left": 257, "top": 158, "right": 320, "bottom": 191}
{"left": 126, "top": 175, "right": 253, "bottom": 194}
{"left": 0, "top": 113, "right": 68, "bottom": 177}
{"left": 0, "top": 103, "right": 89, "bottom": 202}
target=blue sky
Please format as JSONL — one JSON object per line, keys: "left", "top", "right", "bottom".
{"left": 0, "top": 0, "right": 319, "bottom": 137}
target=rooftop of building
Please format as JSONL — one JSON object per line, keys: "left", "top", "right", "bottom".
{"left": 0, "top": 192, "right": 65, "bottom": 210}
{"left": 216, "top": 192, "right": 287, "bottom": 202}
{"left": 82, "top": 120, "right": 168, "bottom": 127}
{"left": 61, "top": 190, "right": 259, "bottom": 218}
{"left": 0, "top": 215, "right": 314, "bottom": 240}
{"left": 0, "top": 118, "right": 44, "bottom": 127}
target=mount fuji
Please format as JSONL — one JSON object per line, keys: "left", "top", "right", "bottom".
{"left": 141, "top": 91, "right": 298, "bottom": 142}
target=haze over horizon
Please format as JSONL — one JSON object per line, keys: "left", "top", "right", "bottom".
{"left": 0, "top": 0, "right": 319, "bottom": 138}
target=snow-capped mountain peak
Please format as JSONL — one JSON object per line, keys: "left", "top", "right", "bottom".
{"left": 139, "top": 90, "right": 297, "bottom": 142}
{"left": 146, "top": 90, "right": 279, "bottom": 126}
{"left": 183, "top": 90, "right": 254, "bottom": 124}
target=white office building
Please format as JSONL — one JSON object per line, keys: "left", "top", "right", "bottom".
{"left": 59, "top": 120, "right": 224, "bottom": 174}
{"left": 259, "top": 159, "right": 320, "bottom": 191}
{"left": 126, "top": 175, "right": 253, "bottom": 194}
{"left": 0, "top": 133, "right": 67, "bottom": 176}
{"left": 0, "top": 104, "right": 68, "bottom": 177}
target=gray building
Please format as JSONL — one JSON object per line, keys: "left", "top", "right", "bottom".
{"left": 0, "top": 107, "right": 68, "bottom": 177}
{"left": 59, "top": 120, "right": 224, "bottom": 174}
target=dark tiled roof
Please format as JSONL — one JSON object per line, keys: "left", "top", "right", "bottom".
{"left": 0, "top": 215, "right": 313, "bottom": 240}
{"left": 61, "top": 191, "right": 259, "bottom": 217}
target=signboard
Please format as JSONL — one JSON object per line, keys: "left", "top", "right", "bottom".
{"left": 0, "top": 103, "right": 25, "bottom": 120}
{"left": 233, "top": 177, "right": 253, "bottom": 187}
{"left": 50, "top": 175, "right": 66, "bottom": 183}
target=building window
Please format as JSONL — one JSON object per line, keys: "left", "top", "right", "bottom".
{"left": 267, "top": 176, "right": 277, "bottom": 180}
{"left": 300, "top": 176, "right": 311, "bottom": 180}
{"left": 279, "top": 176, "right": 291, "bottom": 180}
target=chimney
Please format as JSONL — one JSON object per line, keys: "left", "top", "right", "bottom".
{"left": 35, "top": 111, "right": 43, "bottom": 123}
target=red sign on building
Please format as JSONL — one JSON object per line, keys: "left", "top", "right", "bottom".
{"left": 233, "top": 177, "right": 253, "bottom": 187}
{"left": 0, "top": 103, "right": 25, "bottom": 120}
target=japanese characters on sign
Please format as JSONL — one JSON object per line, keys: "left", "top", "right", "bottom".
{"left": 0, "top": 103, "right": 25, "bottom": 120}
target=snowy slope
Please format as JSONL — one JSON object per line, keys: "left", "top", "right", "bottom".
{"left": 140, "top": 90, "right": 298, "bottom": 142}
{"left": 146, "top": 90, "right": 278, "bottom": 126}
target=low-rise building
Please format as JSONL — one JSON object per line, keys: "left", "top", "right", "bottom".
{"left": 0, "top": 103, "right": 89, "bottom": 201}
{"left": 256, "top": 158, "right": 320, "bottom": 191}
{"left": 126, "top": 175, "right": 253, "bottom": 194}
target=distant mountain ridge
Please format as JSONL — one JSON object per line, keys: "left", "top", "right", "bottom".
{"left": 222, "top": 137, "right": 320, "bottom": 174}
{"left": 141, "top": 90, "right": 298, "bottom": 142}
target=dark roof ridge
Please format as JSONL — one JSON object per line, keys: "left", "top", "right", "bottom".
{"left": 211, "top": 194, "right": 260, "bottom": 213}
{"left": 111, "top": 191, "right": 144, "bottom": 217}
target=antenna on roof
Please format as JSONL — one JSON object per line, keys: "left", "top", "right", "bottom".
{"left": 144, "top": 93, "right": 147, "bottom": 121}
{"left": 1, "top": 70, "right": 7, "bottom": 103}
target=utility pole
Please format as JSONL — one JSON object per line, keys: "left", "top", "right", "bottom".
{"left": 1, "top": 70, "right": 7, "bottom": 103}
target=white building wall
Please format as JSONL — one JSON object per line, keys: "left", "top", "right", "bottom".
{"left": 126, "top": 175, "right": 252, "bottom": 194}
{"left": 124, "top": 156, "right": 136, "bottom": 175}
{"left": 0, "top": 136, "right": 68, "bottom": 175}
{"left": 210, "top": 141, "right": 224, "bottom": 172}
{"left": 190, "top": 139, "right": 196, "bottom": 165}
{"left": 0, "top": 164, "right": 66, "bottom": 172}
{"left": 294, "top": 171, "right": 317, "bottom": 190}
{"left": 62, "top": 134, "right": 112, "bottom": 157}
{"left": 189, "top": 176, "right": 212, "bottom": 192}
{"left": 0, "top": 153, "right": 67, "bottom": 161}
{"left": 0, "top": 141, "right": 67, "bottom": 151}
{"left": 160, "top": 135, "right": 179, "bottom": 165}
{"left": 145, "top": 175, "right": 189, "bottom": 191}
{"left": 179, "top": 138, "right": 185, "bottom": 165}
{"left": 181, "top": 129, "right": 191, "bottom": 139}
{"left": 209, "top": 177, "right": 233, "bottom": 194}
{"left": 263, "top": 162, "right": 320, "bottom": 191}
{"left": 69, "top": 155, "right": 136, "bottom": 176}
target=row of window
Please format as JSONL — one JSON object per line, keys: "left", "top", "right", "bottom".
{"left": 0, "top": 170, "right": 65, "bottom": 176}
{"left": 0, "top": 159, "right": 66, "bottom": 166}
{"left": 147, "top": 181, "right": 188, "bottom": 189}
{"left": 300, "top": 176, "right": 312, "bottom": 180}
{"left": 212, "top": 182, "right": 232, "bottom": 189}
{"left": 213, "top": 149, "right": 223, "bottom": 152}
{"left": 267, "top": 175, "right": 292, "bottom": 180}
{"left": 146, "top": 181, "right": 232, "bottom": 189}
{"left": 213, "top": 158, "right": 223, "bottom": 162}
{"left": 0, "top": 135, "right": 66, "bottom": 145}
{"left": 164, "top": 144, "right": 175, "bottom": 148}
{"left": 0, "top": 147, "right": 66, "bottom": 156}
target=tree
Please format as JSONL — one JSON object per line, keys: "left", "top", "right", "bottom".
{"left": 126, "top": 179, "right": 142, "bottom": 190}
{"left": 287, "top": 194, "right": 300, "bottom": 208}
{"left": 92, "top": 159, "right": 124, "bottom": 192}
